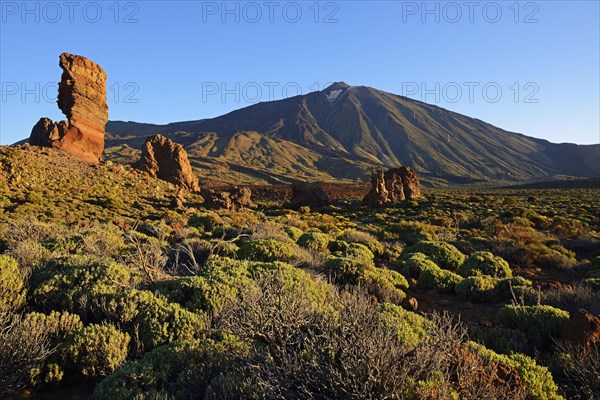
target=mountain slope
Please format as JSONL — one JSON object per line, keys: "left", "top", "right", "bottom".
{"left": 105, "top": 82, "right": 599, "bottom": 185}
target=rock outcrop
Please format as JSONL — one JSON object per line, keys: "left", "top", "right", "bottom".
{"left": 362, "top": 167, "right": 421, "bottom": 206}
{"left": 290, "top": 181, "right": 330, "bottom": 208}
{"left": 133, "top": 134, "right": 199, "bottom": 191}
{"left": 29, "top": 53, "right": 108, "bottom": 163}
{"left": 362, "top": 168, "right": 389, "bottom": 207}
{"left": 561, "top": 308, "right": 600, "bottom": 352}
{"left": 201, "top": 187, "right": 253, "bottom": 211}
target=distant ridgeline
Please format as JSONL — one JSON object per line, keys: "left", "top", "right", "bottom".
{"left": 97, "top": 82, "right": 597, "bottom": 185}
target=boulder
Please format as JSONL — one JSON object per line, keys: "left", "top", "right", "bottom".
{"left": 201, "top": 187, "right": 253, "bottom": 211}
{"left": 362, "top": 166, "right": 421, "bottom": 206}
{"left": 133, "top": 134, "right": 199, "bottom": 191}
{"left": 397, "top": 166, "right": 421, "bottom": 200}
{"left": 560, "top": 308, "right": 600, "bottom": 352}
{"left": 362, "top": 168, "right": 389, "bottom": 207}
{"left": 290, "top": 181, "right": 330, "bottom": 208}
{"left": 29, "top": 53, "right": 108, "bottom": 163}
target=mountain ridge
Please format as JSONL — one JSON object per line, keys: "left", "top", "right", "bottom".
{"left": 102, "top": 82, "right": 600, "bottom": 185}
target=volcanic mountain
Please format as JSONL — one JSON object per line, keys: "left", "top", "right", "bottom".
{"left": 104, "top": 82, "right": 599, "bottom": 185}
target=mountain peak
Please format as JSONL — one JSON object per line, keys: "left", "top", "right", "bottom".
{"left": 324, "top": 81, "right": 350, "bottom": 91}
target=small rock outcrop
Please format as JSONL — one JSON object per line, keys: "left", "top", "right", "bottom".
{"left": 133, "top": 134, "right": 199, "bottom": 191}
{"left": 290, "top": 181, "right": 330, "bottom": 208}
{"left": 560, "top": 308, "right": 600, "bottom": 352}
{"left": 201, "top": 187, "right": 253, "bottom": 211}
{"left": 362, "top": 167, "right": 421, "bottom": 206}
{"left": 29, "top": 53, "right": 108, "bottom": 163}
{"left": 362, "top": 168, "right": 388, "bottom": 207}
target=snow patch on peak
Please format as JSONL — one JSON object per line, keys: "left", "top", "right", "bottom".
{"left": 326, "top": 89, "right": 343, "bottom": 102}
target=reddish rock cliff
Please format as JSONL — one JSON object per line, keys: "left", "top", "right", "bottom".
{"left": 29, "top": 53, "right": 108, "bottom": 163}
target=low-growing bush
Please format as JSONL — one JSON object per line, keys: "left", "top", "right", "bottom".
{"left": 237, "top": 239, "right": 297, "bottom": 262}
{"left": 93, "top": 336, "right": 253, "bottom": 400}
{"left": 398, "top": 252, "right": 438, "bottom": 278}
{"left": 384, "top": 221, "right": 438, "bottom": 245}
{"left": 103, "top": 290, "right": 207, "bottom": 351}
{"left": 329, "top": 240, "right": 375, "bottom": 262}
{"left": 31, "top": 255, "right": 133, "bottom": 316}
{"left": 283, "top": 225, "right": 303, "bottom": 241}
{"left": 0, "top": 312, "right": 52, "bottom": 394}
{"left": 543, "top": 282, "right": 600, "bottom": 315}
{"left": 66, "top": 324, "right": 130, "bottom": 377}
{"left": 338, "top": 229, "right": 385, "bottom": 257}
{"left": 418, "top": 264, "right": 463, "bottom": 294}
{"left": 498, "top": 305, "right": 570, "bottom": 349}
{"left": 468, "top": 342, "right": 564, "bottom": 399}
{"left": 0, "top": 255, "right": 26, "bottom": 313}
{"left": 378, "top": 303, "right": 429, "bottom": 348}
{"left": 473, "top": 326, "right": 529, "bottom": 355}
{"left": 459, "top": 251, "right": 512, "bottom": 278}
{"left": 324, "top": 257, "right": 407, "bottom": 303}
{"left": 297, "top": 231, "right": 330, "bottom": 253}
{"left": 456, "top": 275, "right": 498, "bottom": 302}
{"left": 23, "top": 311, "right": 84, "bottom": 384}
{"left": 402, "top": 241, "right": 466, "bottom": 271}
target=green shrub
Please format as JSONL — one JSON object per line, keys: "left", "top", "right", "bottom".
{"left": 24, "top": 311, "right": 84, "bottom": 384}
{"left": 378, "top": 303, "right": 429, "bottom": 348}
{"left": 31, "top": 255, "right": 133, "bottom": 315}
{"left": 0, "top": 255, "right": 26, "bottom": 312}
{"left": 188, "top": 212, "right": 224, "bottom": 231}
{"left": 458, "top": 251, "right": 512, "bottom": 278}
{"left": 402, "top": 241, "right": 465, "bottom": 271}
{"left": 66, "top": 324, "right": 130, "bottom": 377}
{"left": 468, "top": 342, "right": 564, "bottom": 399}
{"left": 398, "top": 252, "right": 438, "bottom": 278}
{"left": 472, "top": 327, "right": 529, "bottom": 355}
{"left": 418, "top": 264, "right": 463, "bottom": 294}
{"left": 338, "top": 229, "right": 385, "bottom": 257}
{"left": 283, "top": 225, "right": 304, "bottom": 241}
{"left": 455, "top": 275, "right": 498, "bottom": 302}
{"left": 297, "top": 231, "right": 330, "bottom": 253}
{"left": 237, "top": 239, "right": 297, "bottom": 262}
{"left": 24, "top": 311, "right": 83, "bottom": 342}
{"left": 385, "top": 221, "right": 438, "bottom": 245}
{"left": 329, "top": 240, "right": 375, "bottom": 262}
{"left": 324, "top": 257, "right": 407, "bottom": 303}
{"left": 323, "top": 257, "right": 371, "bottom": 286}
{"left": 498, "top": 305, "right": 569, "bottom": 349}
{"left": 103, "top": 290, "right": 207, "bottom": 350}
{"left": 93, "top": 336, "right": 252, "bottom": 400}
{"left": 496, "top": 276, "right": 533, "bottom": 299}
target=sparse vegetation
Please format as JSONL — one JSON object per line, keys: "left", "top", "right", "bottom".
{"left": 1, "top": 145, "right": 599, "bottom": 398}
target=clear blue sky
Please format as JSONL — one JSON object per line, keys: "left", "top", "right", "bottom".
{"left": 1, "top": 0, "right": 599, "bottom": 145}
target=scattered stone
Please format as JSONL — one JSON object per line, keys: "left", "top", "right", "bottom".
{"left": 362, "top": 166, "right": 421, "bottom": 206}
{"left": 480, "top": 318, "right": 494, "bottom": 328}
{"left": 290, "top": 181, "right": 330, "bottom": 208}
{"left": 201, "top": 186, "right": 253, "bottom": 211}
{"left": 560, "top": 308, "right": 600, "bottom": 352}
{"left": 133, "top": 134, "right": 199, "bottom": 191}
{"left": 170, "top": 187, "right": 186, "bottom": 208}
{"left": 29, "top": 53, "right": 108, "bottom": 163}
{"left": 402, "top": 297, "right": 419, "bottom": 311}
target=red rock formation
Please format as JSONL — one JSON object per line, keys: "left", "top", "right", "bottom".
{"left": 362, "top": 168, "right": 389, "bottom": 207}
{"left": 29, "top": 53, "right": 108, "bottom": 163}
{"left": 363, "top": 167, "right": 421, "bottom": 206}
{"left": 133, "top": 134, "right": 199, "bottom": 191}
{"left": 290, "top": 181, "right": 330, "bottom": 208}
{"left": 201, "top": 187, "right": 253, "bottom": 211}
{"left": 398, "top": 166, "right": 421, "bottom": 200}
{"left": 561, "top": 308, "right": 600, "bottom": 352}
